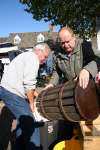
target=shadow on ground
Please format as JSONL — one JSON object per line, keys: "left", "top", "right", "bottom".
{"left": 0, "top": 104, "right": 16, "bottom": 150}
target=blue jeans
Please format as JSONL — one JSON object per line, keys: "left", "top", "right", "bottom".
{"left": 0, "top": 86, "right": 41, "bottom": 150}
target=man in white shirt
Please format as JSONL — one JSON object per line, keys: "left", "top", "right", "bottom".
{"left": 0, "top": 42, "right": 50, "bottom": 150}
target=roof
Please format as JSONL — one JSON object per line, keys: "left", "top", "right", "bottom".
{"left": 8, "top": 31, "right": 58, "bottom": 48}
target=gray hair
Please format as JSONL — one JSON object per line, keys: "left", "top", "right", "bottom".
{"left": 34, "top": 43, "right": 51, "bottom": 53}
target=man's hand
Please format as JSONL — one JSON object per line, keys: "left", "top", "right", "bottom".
{"left": 34, "top": 90, "right": 38, "bottom": 99}
{"left": 43, "top": 83, "right": 54, "bottom": 90}
{"left": 79, "top": 69, "right": 90, "bottom": 89}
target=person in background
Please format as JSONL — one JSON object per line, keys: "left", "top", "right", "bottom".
{"left": 0, "top": 43, "right": 50, "bottom": 150}
{"left": 45, "top": 50, "right": 54, "bottom": 76}
{"left": 45, "top": 26, "right": 100, "bottom": 89}
{"left": 37, "top": 49, "right": 54, "bottom": 87}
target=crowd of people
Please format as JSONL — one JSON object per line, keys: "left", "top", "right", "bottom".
{"left": 0, "top": 26, "right": 100, "bottom": 150}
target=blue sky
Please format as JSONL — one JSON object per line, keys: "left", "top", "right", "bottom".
{"left": 0, "top": 0, "right": 60, "bottom": 37}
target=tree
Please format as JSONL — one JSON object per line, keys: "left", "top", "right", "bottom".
{"left": 20, "top": 0, "right": 100, "bottom": 38}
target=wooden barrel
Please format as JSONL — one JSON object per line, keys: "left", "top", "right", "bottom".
{"left": 37, "top": 79, "right": 100, "bottom": 122}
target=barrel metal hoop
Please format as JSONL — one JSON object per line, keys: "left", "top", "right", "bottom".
{"left": 59, "top": 81, "right": 79, "bottom": 122}
{"left": 40, "top": 89, "right": 53, "bottom": 120}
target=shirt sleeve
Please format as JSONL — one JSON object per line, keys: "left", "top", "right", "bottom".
{"left": 83, "top": 61, "right": 98, "bottom": 78}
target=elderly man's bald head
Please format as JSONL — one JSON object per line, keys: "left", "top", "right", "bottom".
{"left": 58, "top": 26, "right": 76, "bottom": 53}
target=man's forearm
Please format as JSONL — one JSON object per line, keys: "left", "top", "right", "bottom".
{"left": 26, "top": 89, "right": 35, "bottom": 104}
{"left": 26, "top": 89, "right": 36, "bottom": 112}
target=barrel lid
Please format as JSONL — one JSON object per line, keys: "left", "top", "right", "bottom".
{"left": 75, "top": 79, "right": 100, "bottom": 121}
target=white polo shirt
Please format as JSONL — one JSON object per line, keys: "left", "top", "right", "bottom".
{"left": 1, "top": 51, "right": 39, "bottom": 98}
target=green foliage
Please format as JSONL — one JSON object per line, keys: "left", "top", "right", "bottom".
{"left": 20, "top": 0, "right": 100, "bottom": 38}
